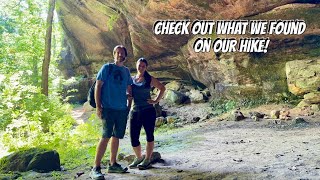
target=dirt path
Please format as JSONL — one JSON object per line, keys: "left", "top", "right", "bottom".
{"left": 71, "top": 106, "right": 91, "bottom": 124}
{"left": 162, "top": 120, "right": 320, "bottom": 179}
{"left": 67, "top": 106, "right": 320, "bottom": 180}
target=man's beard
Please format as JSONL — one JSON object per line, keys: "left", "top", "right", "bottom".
{"left": 118, "top": 56, "right": 126, "bottom": 62}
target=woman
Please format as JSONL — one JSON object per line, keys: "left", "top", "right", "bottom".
{"left": 128, "top": 58, "right": 166, "bottom": 170}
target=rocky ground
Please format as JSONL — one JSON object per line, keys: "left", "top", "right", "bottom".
{"left": 25, "top": 102, "right": 319, "bottom": 180}
{"left": 1, "top": 101, "right": 319, "bottom": 180}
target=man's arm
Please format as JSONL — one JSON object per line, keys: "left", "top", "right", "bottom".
{"left": 127, "top": 85, "right": 132, "bottom": 110}
{"left": 95, "top": 80, "right": 104, "bottom": 119}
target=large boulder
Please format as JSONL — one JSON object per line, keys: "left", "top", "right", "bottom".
{"left": 165, "top": 81, "right": 182, "bottom": 91}
{"left": 62, "top": 78, "right": 94, "bottom": 103}
{"left": 164, "top": 90, "right": 189, "bottom": 105}
{"left": 296, "top": 92, "right": 320, "bottom": 110}
{"left": 189, "top": 89, "right": 205, "bottom": 103}
{"left": 0, "top": 148, "right": 60, "bottom": 173}
{"left": 286, "top": 59, "right": 320, "bottom": 95}
{"left": 304, "top": 92, "right": 320, "bottom": 104}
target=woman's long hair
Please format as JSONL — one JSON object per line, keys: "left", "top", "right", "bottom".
{"left": 137, "top": 58, "right": 152, "bottom": 88}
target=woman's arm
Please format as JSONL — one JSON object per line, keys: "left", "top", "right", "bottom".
{"left": 148, "top": 76, "right": 166, "bottom": 104}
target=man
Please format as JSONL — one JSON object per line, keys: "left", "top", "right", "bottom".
{"left": 90, "top": 45, "right": 133, "bottom": 179}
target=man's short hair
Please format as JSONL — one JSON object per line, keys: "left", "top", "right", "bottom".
{"left": 113, "top": 45, "right": 127, "bottom": 57}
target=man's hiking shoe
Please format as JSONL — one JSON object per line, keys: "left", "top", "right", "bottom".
{"left": 107, "top": 162, "right": 128, "bottom": 173}
{"left": 89, "top": 166, "right": 105, "bottom": 180}
{"left": 128, "top": 155, "right": 145, "bottom": 169}
{"left": 137, "top": 158, "right": 152, "bottom": 170}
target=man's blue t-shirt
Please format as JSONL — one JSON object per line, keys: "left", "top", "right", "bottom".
{"left": 96, "top": 63, "right": 133, "bottom": 110}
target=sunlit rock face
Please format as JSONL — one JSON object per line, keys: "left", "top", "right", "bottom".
{"left": 286, "top": 59, "right": 320, "bottom": 95}
{"left": 57, "top": 0, "right": 320, "bottom": 101}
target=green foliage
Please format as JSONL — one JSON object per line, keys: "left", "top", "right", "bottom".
{"left": 0, "top": 0, "right": 47, "bottom": 84}
{"left": 54, "top": 113, "right": 102, "bottom": 169}
{"left": 210, "top": 92, "right": 301, "bottom": 116}
{"left": 270, "top": 92, "right": 302, "bottom": 106}
{"left": 210, "top": 98, "right": 238, "bottom": 115}
{"left": 154, "top": 123, "right": 192, "bottom": 136}
{"left": 0, "top": 0, "right": 101, "bottom": 172}
{"left": 210, "top": 96, "right": 271, "bottom": 115}
{"left": 106, "top": 13, "right": 119, "bottom": 31}
{"left": 0, "top": 16, "right": 15, "bottom": 34}
{"left": 0, "top": 72, "right": 76, "bottom": 151}
{"left": 154, "top": 123, "right": 177, "bottom": 135}
{"left": 51, "top": 171, "right": 62, "bottom": 180}
{"left": 0, "top": 172, "right": 21, "bottom": 180}
{"left": 0, "top": 0, "right": 63, "bottom": 87}
{"left": 0, "top": 75, "right": 101, "bottom": 168}
{"left": 237, "top": 97, "right": 268, "bottom": 108}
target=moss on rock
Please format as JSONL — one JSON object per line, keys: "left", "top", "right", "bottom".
{"left": 0, "top": 148, "right": 60, "bottom": 173}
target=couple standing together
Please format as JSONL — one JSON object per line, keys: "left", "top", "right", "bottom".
{"left": 90, "top": 45, "right": 166, "bottom": 179}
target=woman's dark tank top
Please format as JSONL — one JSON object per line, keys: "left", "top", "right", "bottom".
{"left": 132, "top": 76, "right": 153, "bottom": 112}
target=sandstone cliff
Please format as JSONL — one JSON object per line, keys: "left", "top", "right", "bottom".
{"left": 56, "top": 0, "right": 320, "bottom": 102}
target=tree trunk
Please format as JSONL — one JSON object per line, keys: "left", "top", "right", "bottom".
{"left": 41, "top": 0, "right": 56, "bottom": 96}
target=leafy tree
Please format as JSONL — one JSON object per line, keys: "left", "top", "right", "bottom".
{"left": 0, "top": 0, "right": 47, "bottom": 85}
{"left": 0, "top": 0, "right": 101, "bottom": 170}
{"left": 0, "top": 0, "right": 64, "bottom": 142}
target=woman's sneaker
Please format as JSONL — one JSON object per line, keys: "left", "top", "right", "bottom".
{"left": 107, "top": 162, "right": 128, "bottom": 173}
{"left": 137, "top": 158, "right": 152, "bottom": 170}
{"left": 89, "top": 166, "right": 105, "bottom": 180}
{"left": 128, "top": 155, "right": 145, "bottom": 169}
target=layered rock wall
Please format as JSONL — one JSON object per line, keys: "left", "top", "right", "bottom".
{"left": 56, "top": 0, "right": 320, "bottom": 102}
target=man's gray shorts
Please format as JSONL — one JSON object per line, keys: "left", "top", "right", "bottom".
{"left": 101, "top": 108, "right": 129, "bottom": 139}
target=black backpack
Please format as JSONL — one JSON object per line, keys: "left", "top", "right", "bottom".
{"left": 87, "top": 63, "right": 113, "bottom": 108}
